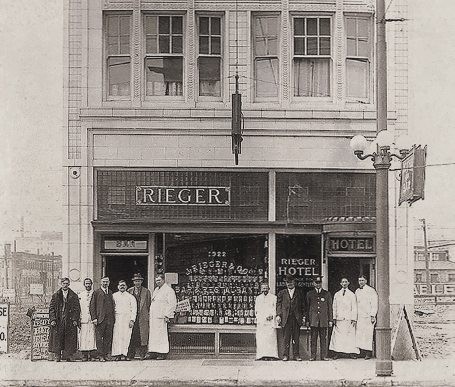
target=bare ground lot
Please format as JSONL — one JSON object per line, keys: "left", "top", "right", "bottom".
{"left": 413, "top": 304, "right": 455, "bottom": 359}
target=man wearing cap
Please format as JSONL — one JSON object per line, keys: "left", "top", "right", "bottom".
{"left": 305, "top": 276, "right": 333, "bottom": 361}
{"left": 127, "top": 273, "right": 152, "bottom": 360}
{"left": 276, "top": 274, "right": 305, "bottom": 361}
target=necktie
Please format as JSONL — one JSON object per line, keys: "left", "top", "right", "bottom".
{"left": 343, "top": 289, "right": 346, "bottom": 296}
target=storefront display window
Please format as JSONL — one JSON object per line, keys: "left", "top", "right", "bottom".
{"left": 163, "top": 233, "right": 268, "bottom": 325}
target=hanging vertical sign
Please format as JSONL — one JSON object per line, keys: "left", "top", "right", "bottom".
{"left": 0, "top": 303, "right": 9, "bottom": 353}
{"left": 231, "top": 75, "right": 243, "bottom": 165}
{"left": 399, "top": 145, "right": 427, "bottom": 205}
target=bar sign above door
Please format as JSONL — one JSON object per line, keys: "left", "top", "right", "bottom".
{"left": 103, "top": 239, "right": 148, "bottom": 252}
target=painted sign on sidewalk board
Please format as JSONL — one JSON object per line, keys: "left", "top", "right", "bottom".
{"left": 30, "top": 308, "right": 50, "bottom": 361}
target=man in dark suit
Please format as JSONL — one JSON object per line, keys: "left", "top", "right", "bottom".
{"left": 48, "top": 277, "right": 81, "bottom": 362}
{"left": 127, "top": 273, "right": 151, "bottom": 360}
{"left": 276, "top": 274, "right": 305, "bottom": 361}
{"left": 89, "top": 276, "right": 115, "bottom": 361}
{"left": 306, "top": 276, "right": 333, "bottom": 361}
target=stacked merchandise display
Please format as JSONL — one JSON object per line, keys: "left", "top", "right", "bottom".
{"left": 174, "top": 254, "right": 266, "bottom": 325}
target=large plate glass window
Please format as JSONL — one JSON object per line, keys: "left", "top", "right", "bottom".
{"left": 198, "top": 15, "right": 222, "bottom": 98}
{"left": 144, "top": 15, "right": 184, "bottom": 97}
{"left": 293, "top": 16, "right": 331, "bottom": 97}
{"left": 252, "top": 14, "right": 280, "bottom": 100}
{"left": 346, "top": 16, "right": 371, "bottom": 100}
{"left": 163, "top": 233, "right": 268, "bottom": 325}
{"left": 105, "top": 14, "right": 131, "bottom": 98}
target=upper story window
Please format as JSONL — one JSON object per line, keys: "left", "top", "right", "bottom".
{"left": 430, "top": 273, "right": 439, "bottom": 283}
{"left": 144, "top": 15, "right": 184, "bottom": 97}
{"left": 198, "top": 15, "right": 222, "bottom": 98}
{"left": 346, "top": 16, "right": 371, "bottom": 100}
{"left": 415, "top": 273, "right": 423, "bottom": 283}
{"left": 293, "top": 16, "right": 331, "bottom": 98}
{"left": 253, "top": 14, "right": 280, "bottom": 100}
{"left": 105, "top": 14, "right": 131, "bottom": 99}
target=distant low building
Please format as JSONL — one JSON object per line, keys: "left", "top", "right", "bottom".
{"left": 1, "top": 243, "right": 62, "bottom": 298}
{"left": 414, "top": 240, "right": 455, "bottom": 304}
{"left": 14, "top": 231, "right": 63, "bottom": 257}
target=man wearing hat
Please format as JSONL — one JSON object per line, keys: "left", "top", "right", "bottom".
{"left": 306, "top": 276, "right": 333, "bottom": 361}
{"left": 276, "top": 274, "right": 305, "bottom": 361}
{"left": 127, "top": 273, "right": 151, "bottom": 360}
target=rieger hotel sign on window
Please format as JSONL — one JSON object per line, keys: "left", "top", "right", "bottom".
{"left": 136, "top": 186, "right": 231, "bottom": 206}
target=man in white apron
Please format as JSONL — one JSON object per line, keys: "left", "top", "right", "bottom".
{"left": 78, "top": 278, "right": 96, "bottom": 361}
{"left": 255, "top": 283, "right": 278, "bottom": 360}
{"left": 147, "top": 274, "right": 177, "bottom": 360}
{"left": 329, "top": 277, "right": 359, "bottom": 359}
{"left": 355, "top": 275, "right": 378, "bottom": 359}
{"left": 111, "top": 280, "right": 137, "bottom": 360}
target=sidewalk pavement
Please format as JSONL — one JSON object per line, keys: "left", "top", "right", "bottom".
{"left": 0, "top": 356, "right": 454, "bottom": 386}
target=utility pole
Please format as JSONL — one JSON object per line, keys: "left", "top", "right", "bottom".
{"left": 420, "top": 219, "right": 431, "bottom": 294}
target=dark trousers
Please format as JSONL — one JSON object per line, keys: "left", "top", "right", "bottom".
{"left": 95, "top": 319, "right": 114, "bottom": 357}
{"left": 310, "top": 325, "right": 328, "bottom": 359}
{"left": 283, "top": 315, "right": 300, "bottom": 357}
{"left": 127, "top": 321, "right": 146, "bottom": 359}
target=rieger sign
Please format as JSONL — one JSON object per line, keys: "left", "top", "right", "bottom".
{"left": 136, "top": 186, "right": 230, "bottom": 206}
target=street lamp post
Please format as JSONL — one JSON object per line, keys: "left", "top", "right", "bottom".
{"left": 350, "top": 132, "right": 409, "bottom": 376}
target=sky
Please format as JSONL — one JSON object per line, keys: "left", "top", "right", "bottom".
{"left": 0, "top": 0, "right": 455, "bottom": 242}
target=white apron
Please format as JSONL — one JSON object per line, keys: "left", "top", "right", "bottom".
{"left": 255, "top": 293, "right": 278, "bottom": 359}
{"left": 329, "top": 288, "right": 359, "bottom": 354}
{"left": 78, "top": 290, "right": 96, "bottom": 351}
{"left": 111, "top": 291, "right": 137, "bottom": 356}
{"left": 355, "top": 285, "right": 378, "bottom": 351}
{"left": 148, "top": 283, "right": 177, "bottom": 354}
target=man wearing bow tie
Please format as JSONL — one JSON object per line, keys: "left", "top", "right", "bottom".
{"left": 329, "top": 277, "right": 359, "bottom": 359}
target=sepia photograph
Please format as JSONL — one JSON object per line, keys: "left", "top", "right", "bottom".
{"left": 0, "top": 0, "right": 454, "bottom": 385}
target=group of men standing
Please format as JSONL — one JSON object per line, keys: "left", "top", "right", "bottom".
{"left": 255, "top": 274, "right": 378, "bottom": 361}
{"left": 48, "top": 273, "right": 177, "bottom": 362}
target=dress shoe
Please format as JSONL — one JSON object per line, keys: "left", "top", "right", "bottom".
{"left": 295, "top": 357, "right": 302, "bottom": 361}
{"left": 99, "top": 357, "right": 106, "bottom": 362}
{"left": 322, "top": 357, "right": 330, "bottom": 361}
{"left": 310, "top": 357, "right": 316, "bottom": 361}
{"left": 365, "top": 355, "right": 371, "bottom": 360}
{"left": 282, "top": 356, "right": 288, "bottom": 361}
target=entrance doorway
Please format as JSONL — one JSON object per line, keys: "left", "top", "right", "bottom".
{"left": 104, "top": 255, "right": 148, "bottom": 291}
{"left": 328, "top": 257, "right": 375, "bottom": 296}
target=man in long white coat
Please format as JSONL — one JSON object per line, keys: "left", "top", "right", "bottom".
{"left": 111, "top": 280, "right": 137, "bottom": 360}
{"left": 329, "top": 277, "right": 359, "bottom": 359}
{"left": 78, "top": 278, "right": 96, "bottom": 361}
{"left": 147, "top": 274, "right": 177, "bottom": 360}
{"left": 255, "top": 283, "right": 278, "bottom": 360}
{"left": 355, "top": 275, "right": 378, "bottom": 359}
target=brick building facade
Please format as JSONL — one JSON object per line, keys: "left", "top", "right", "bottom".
{"left": 64, "top": 0, "right": 412, "bottom": 354}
